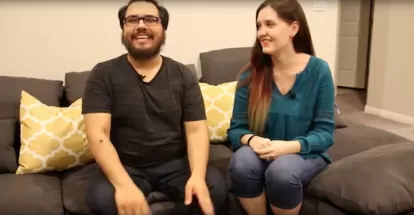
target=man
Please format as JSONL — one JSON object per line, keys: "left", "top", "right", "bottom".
{"left": 82, "top": 1, "right": 227, "bottom": 215}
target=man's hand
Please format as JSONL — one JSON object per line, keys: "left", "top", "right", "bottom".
{"left": 256, "top": 140, "right": 290, "bottom": 160}
{"left": 184, "top": 176, "right": 214, "bottom": 215}
{"left": 248, "top": 136, "right": 271, "bottom": 153}
{"left": 115, "top": 184, "right": 151, "bottom": 215}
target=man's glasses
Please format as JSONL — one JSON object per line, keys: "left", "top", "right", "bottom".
{"left": 124, "top": 15, "right": 160, "bottom": 27}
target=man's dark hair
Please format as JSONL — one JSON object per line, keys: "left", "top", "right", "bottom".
{"left": 118, "top": 0, "right": 170, "bottom": 30}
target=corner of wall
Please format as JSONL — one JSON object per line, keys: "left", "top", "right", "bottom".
{"left": 333, "top": 1, "right": 342, "bottom": 96}
{"left": 365, "top": 0, "right": 390, "bottom": 110}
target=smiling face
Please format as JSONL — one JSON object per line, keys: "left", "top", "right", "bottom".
{"left": 121, "top": 1, "right": 165, "bottom": 60}
{"left": 256, "top": 6, "right": 298, "bottom": 55}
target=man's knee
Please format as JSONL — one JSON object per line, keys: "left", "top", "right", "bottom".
{"left": 206, "top": 166, "right": 228, "bottom": 214}
{"left": 206, "top": 167, "right": 227, "bottom": 203}
{"left": 86, "top": 179, "right": 117, "bottom": 215}
{"left": 229, "top": 146, "right": 264, "bottom": 198}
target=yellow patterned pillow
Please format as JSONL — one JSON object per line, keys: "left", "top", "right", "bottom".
{"left": 199, "top": 81, "right": 237, "bottom": 142}
{"left": 16, "top": 91, "right": 93, "bottom": 174}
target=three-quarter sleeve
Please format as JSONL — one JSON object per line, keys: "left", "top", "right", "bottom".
{"left": 294, "top": 61, "right": 335, "bottom": 154}
{"left": 227, "top": 73, "right": 254, "bottom": 151}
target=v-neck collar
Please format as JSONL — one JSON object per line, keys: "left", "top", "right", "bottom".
{"left": 123, "top": 54, "right": 165, "bottom": 85}
{"left": 273, "top": 55, "right": 314, "bottom": 97}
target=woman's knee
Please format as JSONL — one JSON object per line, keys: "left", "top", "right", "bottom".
{"left": 229, "top": 146, "right": 265, "bottom": 198}
{"left": 229, "top": 146, "right": 264, "bottom": 178}
{"left": 265, "top": 155, "right": 303, "bottom": 187}
{"left": 265, "top": 154, "right": 304, "bottom": 209}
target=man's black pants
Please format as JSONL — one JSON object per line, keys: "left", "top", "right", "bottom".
{"left": 86, "top": 158, "right": 228, "bottom": 215}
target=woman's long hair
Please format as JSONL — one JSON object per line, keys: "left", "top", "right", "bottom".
{"left": 239, "top": 0, "right": 316, "bottom": 135}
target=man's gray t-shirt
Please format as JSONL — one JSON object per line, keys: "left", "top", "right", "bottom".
{"left": 82, "top": 54, "right": 206, "bottom": 168}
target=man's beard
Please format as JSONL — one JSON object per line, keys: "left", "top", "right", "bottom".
{"left": 121, "top": 30, "right": 166, "bottom": 60}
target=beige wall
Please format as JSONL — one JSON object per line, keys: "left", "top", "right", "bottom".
{"left": 365, "top": 0, "right": 414, "bottom": 124}
{"left": 2, "top": 1, "right": 412, "bottom": 123}
{"left": 0, "top": 1, "right": 340, "bottom": 81}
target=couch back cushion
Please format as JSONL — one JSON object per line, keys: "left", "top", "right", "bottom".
{"left": 0, "top": 76, "right": 64, "bottom": 172}
{"left": 185, "top": 64, "right": 197, "bottom": 78}
{"left": 0, "top": 119, "right": 18, "bottom": 173}
{"left": 64, "top": 64, "right": 197, "bottom": 105}
{"left": 199, "top": 47, "right": 251, "bottom": 85}
{"left": 0, "top": 76, "right": 64, "bottom": 119}
{"left": 64, "top": 71, "right": 91, "bottom": 105}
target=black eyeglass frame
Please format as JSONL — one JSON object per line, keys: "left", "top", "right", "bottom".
{"left": 123, "top": 15, "right": 161, "bottom": 27}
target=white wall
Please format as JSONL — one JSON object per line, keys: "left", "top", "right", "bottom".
{"left": 0, "top": 1, "right": 339, "bottom": 82}
{"left": 365, "top": 0, "right": 414, "bottom": 122}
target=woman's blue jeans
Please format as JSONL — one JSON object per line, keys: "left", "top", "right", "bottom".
{"left": 229, "top": 146, "right": 328, "bottom": 209}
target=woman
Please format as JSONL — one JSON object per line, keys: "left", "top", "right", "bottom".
{"left": 227, "top": 0, "right": 335, "bottom": 215}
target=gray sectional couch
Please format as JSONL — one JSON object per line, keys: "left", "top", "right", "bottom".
{"left": 0, "top": 47, "right": 413, "bottom": 215}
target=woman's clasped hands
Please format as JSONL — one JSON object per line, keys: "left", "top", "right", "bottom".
{"left": 248, "top": 136, "right": 289, "bottom": 160}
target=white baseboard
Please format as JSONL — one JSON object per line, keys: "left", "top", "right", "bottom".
{"left": 364, "top": 105, "right": 414, "bottom": 125}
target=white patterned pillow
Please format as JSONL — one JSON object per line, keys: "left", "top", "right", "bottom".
{"left": 16, "top": 91, "right": 93, "bottom": 174}
{"left": 199, "top": 82, "right": 237, "bottom": 142}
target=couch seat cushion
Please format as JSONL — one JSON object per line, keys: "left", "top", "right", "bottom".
{"left": 208, "top": 144, "right": 232, "bottom": 179}
{"left": 61, "top": 163, "right": 180, "bottom": 215}
{"left": 301, "top": 196, "right": 348, "bottom": 215}
{"left": 61, "top": 163, "right": 95, "bottom": 215}
{"left": 208, "top": 144, "right": 233, "bottom": 192}
{"left": 0, "top": 173, "right": 63, "bottom": 215}
{"left": 61, "top": 145, "right": 231, "bottom": 214}
{"left": 328, "top": 121, "right": 409, "bottom": 161}
{"left": 307, "top": 142, "right": 414, "bottom": 215}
